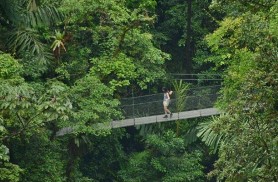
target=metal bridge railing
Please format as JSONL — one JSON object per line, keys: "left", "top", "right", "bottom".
{"left": 120, "top": 85, "right": 221, "bottom": 119}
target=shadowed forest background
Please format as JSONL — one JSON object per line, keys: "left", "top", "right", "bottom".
{"left": 0, "top": 0, "right": 277, "bottom": 181}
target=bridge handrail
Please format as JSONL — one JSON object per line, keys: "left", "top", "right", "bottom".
{"left": 120, "top": 93, "right": 219, "bottom": 107}
{"left": 120, "top": 85, "right": 221, "bottom": 100}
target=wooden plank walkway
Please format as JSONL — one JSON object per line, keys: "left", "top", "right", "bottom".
{"left": 56, "top": 108, "right": 220, "bottom": 136}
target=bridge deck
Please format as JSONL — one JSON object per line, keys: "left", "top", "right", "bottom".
{"left": 111, "top": 107, "right": 219, "bottom": 128}
{"left": 56, "top": 108, "right": 220, "bottom": 136}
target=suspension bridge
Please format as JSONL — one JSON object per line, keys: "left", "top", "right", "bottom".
{"left": 56, "top": 85, "right": 221, "bottom": 136}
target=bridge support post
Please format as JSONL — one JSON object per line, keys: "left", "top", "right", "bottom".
{"left": 111, "top": 121, "right": 114, "bottom": 128}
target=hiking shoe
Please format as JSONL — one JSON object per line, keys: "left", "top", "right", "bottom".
{"left": 170, "top": 113, "right": 173, "bottom": 118}
{"left": 163, "top": 115, "right": 168, "bottom": 118}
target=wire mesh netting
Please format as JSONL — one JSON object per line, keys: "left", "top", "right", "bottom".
{"left": 120, "top": 85, "right": 221, "bottom": 119}
{"left": 55, "top": 85, "right": 221, "bottom": 136}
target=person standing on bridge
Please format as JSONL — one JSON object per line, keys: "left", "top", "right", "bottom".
{"left": 162, "top": 87, "right": 173, "bottom": 118}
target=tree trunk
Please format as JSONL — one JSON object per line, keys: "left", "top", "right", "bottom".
{"left": 184, "top": 0, "right": 192, "bottom": 73}
{"left": 66, "top": 139, "right": 79, "bottom": 182}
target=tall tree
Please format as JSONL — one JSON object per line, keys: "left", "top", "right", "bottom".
{"left": 58, "top": 0, "right": 169, "bottom": 92}
{"left": 184, "top": 0, "right": 193, "bottom": 72}
{"left": 204, "top": 0, "right": 278, "bottom": 181}
{"left": 154, "top": 0, "right": 218, "bottom": 73}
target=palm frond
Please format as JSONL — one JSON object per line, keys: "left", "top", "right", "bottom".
{"left": 196, "top": 118, "right": 224, "bottom": 154}
{"left": 172, "top": 80, "right": 190, "bottom": 112}
{"left": 27, "top": 0, "right": 37, "bottom": 11}
{"left": 25, "top": 5, "right": 63, "bottom": 27}
{"left": 184, "top": 127, "right": 198, "bottom": 146}
{"left": 7, "top": 29, "right": 52, "bottom": 63}
{"left": 0, "top": 0, "right": 63, "bottom": 28}
{"left": 1, "top": 0, "right": 61, "bottom": 62}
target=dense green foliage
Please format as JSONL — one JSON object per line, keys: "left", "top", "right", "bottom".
{"left": 0, "top": 0, "right": 277, "bottom": 181}
{"left": 119, "top": 131, "right": 204, "bottom": 182}
{"left": 203, "top": 0, "right": 278, "bottom": 181}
